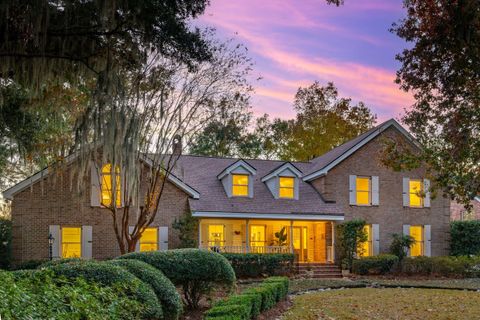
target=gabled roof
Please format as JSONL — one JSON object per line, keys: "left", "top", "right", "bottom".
{"left": 217, "top": 159, "right": 256, "bottom": 180}
{"left": 261, "top": 162, "right": 302, "bottom": 182}
{"left": 302, "top": 119, "right": 419, "bottom": 181}
{"left": 2, "top": 154, "right": 200, "bottom": 200}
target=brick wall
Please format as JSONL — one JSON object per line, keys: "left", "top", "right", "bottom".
{"left": 10, "top": 163, "right": 189, "bottom": 264}
{"left": 311, "top": 127, "right": 451, "bottom": 256}
{"left": 451, "top": 200, "right": 480, "bottom": 221}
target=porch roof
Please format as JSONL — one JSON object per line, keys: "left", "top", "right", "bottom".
{"left": 192, "top": 211, "right": 344, "bottom": 221}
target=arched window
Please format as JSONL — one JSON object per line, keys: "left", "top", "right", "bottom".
{"left": 101, "top": 163, "right": 121, "bottom": 207}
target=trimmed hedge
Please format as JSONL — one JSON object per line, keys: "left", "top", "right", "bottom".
{"left": 401, "top": 256, "right": 480, "bottom": 277}
{"left": 12, "top": 259, "right": 49, "bottom": 270}
{"left": 44, "top": 259, "right": 163, "bottom": 319}
{"left": 205, "top": 276, "right": 289, "bottom": 320}
{"left": 221, "top": 253, "right": 294, "bottom": 278}
{"left": 108, "top": 259, "right": 182, "bottom": 319}
{"left": 450, "top": 221, "right": 480, "bottom": 256}
{"left": 0, "top": 269, "right": 144, "bottom": 319}
{"left": 119, "top": 249, "right": 236, "bottom": 309}
{"left": 352, "top": 254, "right": 399, "bottom": 275}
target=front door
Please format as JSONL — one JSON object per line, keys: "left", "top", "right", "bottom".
{"left": 293, "top": 226, "right": 308, "bottom": 262}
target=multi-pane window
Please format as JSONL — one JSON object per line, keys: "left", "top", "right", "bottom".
{"left": 356, "top": 177, "right": 371, "bottom": 205}
{"left": 140, "top": 228, "right": 158, "bottom": 252}
{"left": 410, "top": 225, "right": 424, "bottom": 256}
{"left": 208, "top": 225, "right": 225, "bottom": 247}
{"left": 250, "top": 225, "right": 266, "bottom": 247}
{"left": 357, "top": 225, "right": 372, "bottom": 257}
{"left": 409, "top": 180, "right": 423, "bottom": 207}
{"left": 279, "top": 177, "right": 295, "bottom": 199}
{"left": 62, "top": 227, "right": 81, "bottom": 258}
{"left": 101, "top": 163, "right": 121, "bottom": 207}
{"left": 232, "top": 174, "right": 249, "bottom": 196}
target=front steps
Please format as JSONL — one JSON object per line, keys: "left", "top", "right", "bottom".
{"left": 295, "top": 263, "right": 343, "bottom": 279}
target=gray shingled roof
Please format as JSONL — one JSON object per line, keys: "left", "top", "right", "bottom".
{"left": 172, "top": 155, "right": 343, "bottom": 215}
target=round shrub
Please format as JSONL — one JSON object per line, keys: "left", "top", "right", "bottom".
{"left": 44, "top": 259, "right": 162, "bottom": 319}
{"left": 352, "top": 254, "right": 399, "bottom": 275}
{"left": 39, "top": 257, "right": 83, "bottom": 268}
{"left": 119, "top": 249, "right": 236, "bottom": 309}
{"left": 109, "top": 259, "right": 183, "bottom": 319}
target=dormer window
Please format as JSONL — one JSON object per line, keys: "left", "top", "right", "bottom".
{"left": 232, "top": 174, "right": 249, "bottom": 197}
{"left": 279, "top": 177, "right": 295, "bottom": 199}
{"left": 217, "top": 160, "right": 256, "bottom": 198}
{"left": 261, "top": 162, "right": 302, "bottom": 200}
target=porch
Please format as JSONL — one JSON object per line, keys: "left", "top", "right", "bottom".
{"left": 198, "top": 218, "right": 337, "bottom": 263}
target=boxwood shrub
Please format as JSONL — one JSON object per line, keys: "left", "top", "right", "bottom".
{"left": 0, "top": 269, "right": 144, "bottom": 319}
{"left": 401, "top": 256, "right": 480, "bottom": 277}
{"left": 221, "top": 253, "right": 294, "bottom": 278}
{"left": 205, "top": 276, "right": 289, "bottom": 319}
{"left": 108, "top": 259, "right": 182, "bottom": 319}
{"left": 450, "top": 221, "right": 480, "bottom": 256}
{"left": 352, "top": 254, "right": 399, "bottom": 275}
{"left": 119, "top": 249, "right": 236, "bottom": 309}
{"left": 44, "top": 259, "right": 162, "bottom": 319}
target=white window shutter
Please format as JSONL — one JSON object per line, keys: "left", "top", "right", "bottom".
{"left": 159, "top": 227, "right": 169, "bottom": 251}
{"left": 90, "top": 164, "right": 101, "bottom": 207}
{"left": 81, "top": 226, "right": 93, "bottom": 259}
{"left": 49, "top": 225, "right": 61, "bottom": 259}
{"left": 423, "top": 179, "right": 431, "bottom": 207}
{"left": 424, "top": 225, "right": 431, "bottom": 257}
{"left": 403, "top": 224, "right": 411, "bottom": 257}
{"left": 371, "top": 176, "right": 379, "bottom": 206}
{"left": 402, "top": 178, "right": 410, "bottom": 207}
{"left": 349, "top": 175, "right": 357, "bottom": 205}
{"left": 372, "top": 224, "right": 380, "bottom": 255}
{"left": 129, "top": 226, "right": 140, "bottom": 252}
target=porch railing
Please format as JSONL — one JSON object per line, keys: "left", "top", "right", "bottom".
{"left": 199, "top": 244, "right": 291, "bottom": 254}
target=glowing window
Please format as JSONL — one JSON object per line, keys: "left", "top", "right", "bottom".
{"left": 232, "top": 174, "right": 249, "bottom": 196}
{"left": 409, "top": 180, "right": 423, "bottom": 207}
{"left": 208, "top": 225, "right": 225, "bottom": 247}
{"left": 101, "top": 164, "right": 121, "bottom": 207}
{"left": 279, "top": 177, "right": 295, "bottom": 199}
{"left": 250, "top": 225, "right": 266, "bottom": 247}
{"left": 140, "top": 228, "right": 158, "bottom": 252}
{"left": 357, "top": 225, "right": 372, "bottom": 257}
{"left": 356, "top": 177, "right": 371, "bottom": 205}
{"left": 62, "top": 227, "right": 81, "bottom": 258}
{"left": 410, "top": 225, "right": 424, "bottom": 256}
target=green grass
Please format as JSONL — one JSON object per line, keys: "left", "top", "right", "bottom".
{"left": 282, "top": 288, "right": 480, "bottom": 320}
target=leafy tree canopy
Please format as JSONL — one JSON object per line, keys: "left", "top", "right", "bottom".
{"left": 390, "top": 0, "right": 480, "bottom": 204}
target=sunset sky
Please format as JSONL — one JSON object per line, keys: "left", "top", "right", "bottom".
{"left": 197, "top": 0, "right": 414, "bottom": 122}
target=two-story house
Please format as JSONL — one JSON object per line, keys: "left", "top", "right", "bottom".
{"left": 2, "top": 119, "right": 450, "bottom": 265}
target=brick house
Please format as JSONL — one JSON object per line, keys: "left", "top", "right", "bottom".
{"left": 451, "top": 197, "right": 480, "bottom": 221}
{"left": 2, "top": 119, "right": 451, "bottom": 264}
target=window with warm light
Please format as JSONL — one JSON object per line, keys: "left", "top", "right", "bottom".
{"left": 357, "top": 225, "right": 372, "bottom": 257}
{"left": 279, "top": 177, "right": 295, "bottom": 198}
{"left": 409, "top": 180, "right": 423, "bottom": 207}
{"left": 232, "top": 174, "right": 249, "bottom": 196}
{"left": 410, "top": 225, "right": 424, "bottom": 256}
{"left": 62, "top": 227, "right": 81, "bottom": 258}
{"left": 140, "top": 228, "right": 158, "bottom": 252}
{"left": 208, "top": 224, "right": 225, "bottom": 247}
{"left": 356, "top": 177, "right": 371, "bottom": 205}
{"left": 101, "top": 163, "right": 121, "bottom": 207}
{"left": 250, "top": 225, "right": 266, "bottom": 247}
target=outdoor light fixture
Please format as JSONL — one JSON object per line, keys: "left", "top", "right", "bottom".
{"left": 48, "top": 233, "right": 55, "bottom": 260}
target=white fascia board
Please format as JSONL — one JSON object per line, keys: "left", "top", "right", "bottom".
{"left": 475, "top": 196, "right": 480, "bottom": 202}
{"left": 192, "top": 211, "right": 344, "bottom": 221}
{"left": 140, "top": 155, "right": 200, "bottom": 199}
{"left": 261, "top": 162, "right": 302, "bottom": 182}
{"left": 2, "top": 153, "right": 78, "bottom": 200}
{"left": 217, "top": 159, "right": 256, "bottom": 180}
{"left": 303, "top": 119, "right": 420, "bottom": 182}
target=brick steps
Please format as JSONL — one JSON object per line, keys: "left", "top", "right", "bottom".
{"left": 296, "top": 263, "right": 343, "bottom": 279}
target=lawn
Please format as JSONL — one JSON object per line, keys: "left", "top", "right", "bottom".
{"left": 282, "top": 287, "right": 480, "bottom": 320}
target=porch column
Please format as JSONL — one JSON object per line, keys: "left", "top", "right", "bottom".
{"left": 245, "top": 219, "right": 250, "bottom": 253}
{"left": 198, "top": 219, "right": 202, "bottom": 249}
{"left": 289, "top": 220, "right": 294, "bottom": 254}
{"left": 331, "top": 221, "right": 335, "bottom": 262}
